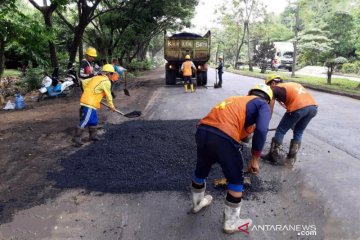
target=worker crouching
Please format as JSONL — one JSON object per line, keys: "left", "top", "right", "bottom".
{"left": 190, "top": 84, "right": 273, "bottom": 233}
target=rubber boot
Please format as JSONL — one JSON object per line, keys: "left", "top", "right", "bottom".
{"left": 89, "top": 126, "right": 100, "bottom": 141}
{"left": 262, "top": 137, "right": 282, "bottom": 164}
{"left": 223, "top": 201, "right": 252, "bottom": 234}
{"left": 191, "top": 185, "right": 213, "bottom": 213}
{"left": 190, "top": 84, "right": 194, "bottom": 93}
{"left": 285, "top": 139, "right": 301, "bottom": 167}
{"left": 72, "top": 127, "right": 84, "bottom": 146}
{"left": 184, "top": 84, "right": 188, "bottom": 93}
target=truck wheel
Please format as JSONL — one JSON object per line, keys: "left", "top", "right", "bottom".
{"left": 196, "top": 72, "right": 208, "bottom": 86}
{"left": 202, "top": 72, "right": 207, "bottom": 85}
{"left": 288, "top": 67, "right": 292, "bottom": 72}
{"left": 166, "top": 70, "right": 176, "bottom": 85}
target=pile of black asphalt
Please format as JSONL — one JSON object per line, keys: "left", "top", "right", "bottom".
{"left": 49, "top": 120, "right": 278, "bottom": 198}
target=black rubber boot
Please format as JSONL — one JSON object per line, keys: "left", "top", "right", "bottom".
{"left": 285, "top": 139, "right": 301, "bottom": 168}
{"left": 89, "top": 126, "right": 100, "bottom": 141}
{"left": 72, "top": 127, "right": 84, "bottom": 147}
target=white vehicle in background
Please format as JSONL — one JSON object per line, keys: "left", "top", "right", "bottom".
{"left": 273, "top": 41, "right": 294, "bottom": 72}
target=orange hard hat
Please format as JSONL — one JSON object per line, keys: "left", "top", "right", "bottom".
{"left": 109, "top": 72, "right": 119, "bottom": 82}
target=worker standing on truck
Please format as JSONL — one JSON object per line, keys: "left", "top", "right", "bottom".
{"left": 263, "top": 74, "right": 318, "bottom": 167}
{"left": 190, "top": 84, "right": 273, "bottom": 234}
{"left": 79, "top": 47, "right": 99, "bottom": 92}
{"left": 181, "top": 54, "right": 196, "bottom": 93}
{"left": 216, "top": 56, "right": 224, "bottom": 87}
{"left": 72, "top": 64, "right": 117, "bottom": 147}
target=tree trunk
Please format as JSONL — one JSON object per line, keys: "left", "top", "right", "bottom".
{"left": 246, "top": 22, "right": 253, "bottom": 72}
{"left": 327, "top": 66, "right": 333, "bottom": 84}
{"left": 44, "top": 11, "right": 58, "bottom": 68}
{"left": 0, "top": 38, "right": 5, "bottom": 78}
{"left": 235, "top": 24, "right": 247, "bottom": 68}
{"left": 68, "top": 23, "right": 87, "bottom": 69}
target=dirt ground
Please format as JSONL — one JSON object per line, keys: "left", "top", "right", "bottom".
{"left": 0, "top": 68, "right": 163, "bottom": 224}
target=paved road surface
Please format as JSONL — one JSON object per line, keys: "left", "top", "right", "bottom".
{"left": 1, "top": 68, "right": 359, "bottom": 240}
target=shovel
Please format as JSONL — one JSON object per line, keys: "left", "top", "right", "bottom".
{"left": 214, "top": 68, "right": 221, "bottom": 88}
{"left": 123, "top": 72, "right": 130, "bottom": 96}
{"left": 101, "top": 101, "right": 141, "bottom": 118}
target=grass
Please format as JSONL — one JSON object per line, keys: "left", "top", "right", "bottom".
{"left": 227, "top": 68, "right": 360, "bottom": 96}
{"left": 2, "top": 69, "right": 22, "bottom": 78}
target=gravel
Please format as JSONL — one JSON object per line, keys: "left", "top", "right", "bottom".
{"left": 49, "top": 120, "right": 278, "bottom": 197}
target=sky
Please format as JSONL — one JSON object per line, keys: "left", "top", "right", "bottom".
{"left": 188, "top": 0, "right": 289, "bottom": 34}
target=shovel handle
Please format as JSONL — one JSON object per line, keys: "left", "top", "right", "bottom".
{"left": 101, "top": 101, "right": 125, "bottom": 115}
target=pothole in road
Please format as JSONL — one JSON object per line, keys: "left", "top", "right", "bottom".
{"left": 49, "top": 120, "right": 279, "bottom": 199}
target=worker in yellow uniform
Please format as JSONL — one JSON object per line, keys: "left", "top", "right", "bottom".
{"left": 181, "top": 54, "right": 196, "bottom": 93}
{"left": 72, "top": 64, "right": 117, "bottom": 146}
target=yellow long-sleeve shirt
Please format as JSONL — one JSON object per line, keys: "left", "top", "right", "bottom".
{"left": 80, "top": 75, "right": 114, "bottom": 109}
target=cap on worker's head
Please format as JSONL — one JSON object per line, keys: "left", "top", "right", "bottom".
{"left": 248, "top": 83, "right": 273, "bottom": 102}
{"left": 85, "top": 47, "right": 97, "bottom": 57}
{"left": 102, "top": 64, "right": 115, "bottom": 73}
{"left": 218, "top": 56, "right": 223, "bottom": 59}
{"left": 185, "top": 54, "right": 191, "bottom": 60}
{"left": 265, "top": 74, "right": 282, "bottom": 85}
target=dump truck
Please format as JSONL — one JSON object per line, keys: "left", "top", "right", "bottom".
{"left": 164, "top": 31, "right": 211, "bottom": 86}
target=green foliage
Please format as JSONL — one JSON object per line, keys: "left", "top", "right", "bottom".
{"left": 341, "top": 61, "right": 360, "bottom": 74}
{"left": 297, "top": 28, "right": 333, "bottom": 65}
{"left": 126, "top": 59, "right": 153, "bottom": 72}
{"left": 17, "top": 64, "right": 45, "bottom": 92}
{"left": 323, "top": 11, "right": 355, "bottom": 57}
{"left": 253, "top": 40, "right": 275, "bottom": 73}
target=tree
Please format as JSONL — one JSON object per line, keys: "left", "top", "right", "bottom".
{"left": 323, "top": 11, "right": 355, "bottom": 58}
{"left": 325, "top": 57, "right": 347, "bottom": 84}
{"left": 28, "top": 0, "right": 69, "bottom": 68}
{"left": 253, "top": 40, "right": 275, "bottom": 73}
{"left": 297, "top": 28, "right": 333, "bottom": 65}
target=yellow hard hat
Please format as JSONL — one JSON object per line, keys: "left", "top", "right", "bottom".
{"left": 218, "top": 56, "right": 223, "bottom": 59}
{"left": 265, "top": 74, "right": 282, "bottom": 85}
{"left": 185, "top": 54, "right": 191, "bottom": 60}
{"left": 85, "top": 47, "right": 97, "bottom": 57}
{"left": 248, "top": 83, "right": 273, "bottom": 102}
{"left": 102, "top": 64, "right": 115, "bottom": 73}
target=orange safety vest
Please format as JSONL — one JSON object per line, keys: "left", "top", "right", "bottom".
{"left": 277, "top": 82, "right": 317, "bottom": 112}
{"left": 182, "top": 61, "right": 193, "bottom": 76}
{"left": 198, "top": 96, "right": 257, "bottom": 143}
{"left": 80, "top": 75, "right": 108, "bottom": 109}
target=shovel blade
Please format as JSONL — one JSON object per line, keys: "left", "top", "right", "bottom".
{"left": 124, "top": 111, "right": 142, "bottom": 118}
{"left": 124, "top": 89, "right": 130, "bottom": 96}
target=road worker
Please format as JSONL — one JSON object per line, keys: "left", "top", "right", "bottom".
{"left": 263, "top": 74, "right": 318, "bottom": 167}
{"left": 215, "top": 56, "right": 224, "bottom": 87}
{"left": 79, "top": 47, "right": 99, "bottom": 91}
{"left": 72, "top": 64, "right": 117, "bottom": 146}
{"left": 181, "top": 54, "right": 196, "bottom": 93}
{"left": 190, "top": 84, "right": 273, "bottom": 234}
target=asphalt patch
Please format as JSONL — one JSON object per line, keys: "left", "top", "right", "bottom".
{"left": 49, "top": 120, "right": 277, "bottom": 198}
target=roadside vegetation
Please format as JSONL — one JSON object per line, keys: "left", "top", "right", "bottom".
{"left": 0, "top": 0, "right": 195, "bottom": 93}
{"left": 210, "top": 0, "right": 360, "bottom": 89}
{"left": 227, "top": 68, "right": 360, "bottom": 96}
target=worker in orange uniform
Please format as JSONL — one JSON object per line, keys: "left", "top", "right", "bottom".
{"left": 72, "top": 64, "right": 117, "bottom": 146}
{"left": 263, "top": 74, "right": 318, "bottom": 167}
{"left": 190, "top": 84, "right": 273, "bottom": 234}
{"left": 181, "top": 54, "right": 196, "bottom": 93}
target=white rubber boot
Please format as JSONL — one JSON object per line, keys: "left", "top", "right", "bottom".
{"left": 191, "top": 187, "right": 213, "bottom": 213}
{"left": 223, "top": 201, "right": 253, "bottom": 234}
